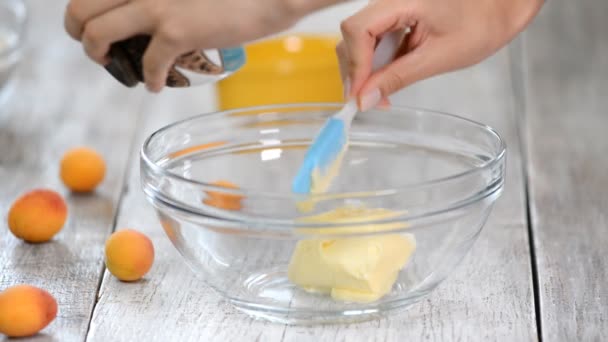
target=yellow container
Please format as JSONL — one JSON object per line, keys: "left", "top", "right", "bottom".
{"left": 216, "top": 34, "right": 344, "bottom": 110}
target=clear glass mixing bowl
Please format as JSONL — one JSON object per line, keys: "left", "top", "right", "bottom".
{"left": 141, "top": 103, "right": 506, "bottom": 324}
{"left": 0, "top": 0, "right": 26, "bottom": 107}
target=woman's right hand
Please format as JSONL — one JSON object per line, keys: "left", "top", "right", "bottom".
{"left": 337, "top": 0, "right": 545, "bottom": 110}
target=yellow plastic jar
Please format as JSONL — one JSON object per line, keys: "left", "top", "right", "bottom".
{"left": 216, "top": 35, "right": 344, "bottom": 110}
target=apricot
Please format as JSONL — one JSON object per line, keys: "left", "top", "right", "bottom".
{"left": 8, "top": 189, "right": 68, "bottom": 243}
{"left": 105, "top": 229, "right": 155, "bottom": 281}
{"left": 60, "top": 147, "right": 106, "bottom": 192}
{"left": 203, "top": 180, "right": 243, "bottom": 210}
{"left": 0, "top": 285, "right": 57, "bottom": 337}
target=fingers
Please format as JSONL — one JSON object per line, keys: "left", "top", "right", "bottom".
{"left": 66, "top": 0, "right": 186, "bottom": 92}
{"left": 358, "top": 42, "right": 442, "bottom": 107}
{"left": 339, "top": 0, "right": 415, "bottom": 97}
{"left": 378, "top": 97, "right": 391, "bottom": 109}
{"left": 142, "top": 34, "right": 183, "bottom": 92}
{"left": 81, "top": 3, "right": 154, "bottom": 65}
{"left": 64, "top": 0, "right": 129, "bottom": 41}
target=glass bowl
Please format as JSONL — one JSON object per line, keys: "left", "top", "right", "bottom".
{"left": 141, "top": 103, "right": 506, "bottom": 325}
{"left": 0, "top": 0, "right": 26, "bottom": 106}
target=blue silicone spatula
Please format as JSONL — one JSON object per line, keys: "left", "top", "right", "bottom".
{"left": 292, "top": 32, "right": 402, "bottom": 194}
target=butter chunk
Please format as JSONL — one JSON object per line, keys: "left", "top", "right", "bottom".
{"left": 287, "top": 233, "right": 416, "bottom": 303}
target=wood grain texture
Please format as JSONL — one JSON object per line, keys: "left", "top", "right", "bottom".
{"left": 86, "top": 45, "right": 537, "bottom": 341}
{"left": 85, "top": 87, "right": 295, "bottom": 342}
{"left": 521, "top": 1, "right": 608, "bottom": 340}
{"left": 0, "top": 0, "right": 145, "bottom": 341}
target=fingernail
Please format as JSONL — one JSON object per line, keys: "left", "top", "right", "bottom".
{"left": 146, "top": 82, "right": 161, "bottom": 93}
{"left": 358, "top": 88, "right": 382, "bottom": 111}
{"left": 343, "top": 78, "right": 351, "bottom": 100}
{"left": 378, "top": 98, "right": 391, "bottom": 109}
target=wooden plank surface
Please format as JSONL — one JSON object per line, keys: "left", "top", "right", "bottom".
{"left": 5, "top": 0, "right": 607, "bottom": 339}
{"left": 85, "top": 44, "right": 537, "bottom": 340}
{"left": 522, "top": 0, "right": 608, "bottom": 340}
{"left": 0, "top": 0, "right": 145, "bottom": 341}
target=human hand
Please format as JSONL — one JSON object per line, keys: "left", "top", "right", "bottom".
{"left": 337, "top": 0, "right": 545, "bottom": 110}
{"left": 64, "top": 0, "right": 321, "bottom": 92}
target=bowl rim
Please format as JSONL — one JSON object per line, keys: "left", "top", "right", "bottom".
{"left": 140, "top": 103, "right": 506, "bottom": 226}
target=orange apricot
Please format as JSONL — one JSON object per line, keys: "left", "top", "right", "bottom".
{"left": 8, "top": 189, "right": 68, "bottom": 243}
{"left": 105, "top": 229, "right": 155, "bottom": 282}
{"left": 0, "top": 285, "right": 58, "bottom": 337}
{"left": 203, "top": 180, "right": 243, "bottom": 210}
{"left": 60, "top": 147, "right": 106, "bottom": 192}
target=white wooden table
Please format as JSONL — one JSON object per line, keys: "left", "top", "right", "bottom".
{"left": 1, "top": 0, "right": 606, "bottom": 341}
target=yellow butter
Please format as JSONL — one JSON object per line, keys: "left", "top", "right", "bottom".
{"left": 297, "top": 205, "right": 408, "bottom": 235}
{"left": 295, "top": 148, "right": 346, "bottom": 213}
{"left": 288, "top": 206, "right": 416, "bottom": 303}
{"left": 310, "top": 145, "right": 346, "bottom": 195}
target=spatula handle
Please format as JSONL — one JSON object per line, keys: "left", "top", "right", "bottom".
{"left": 371, "top": 31, "right": 403, "bottom": 72}
{"left": 338, "top": 31, "right": 403, "bottom": 120}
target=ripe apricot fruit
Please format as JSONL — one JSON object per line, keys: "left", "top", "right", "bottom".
{"left": 8, "top": 189, "right": 68, "bottom": 243}
{"left": 60, "top": 147, "right": 106, "bottom": 192}
{"left": 203, "top": 180, "right": 243, "bottom": 210}
{"left": 0, "top": 285, "right": 57, "bottom": 337}
{"left": 105, "top": 229, "right": 155, "bottom": 281}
